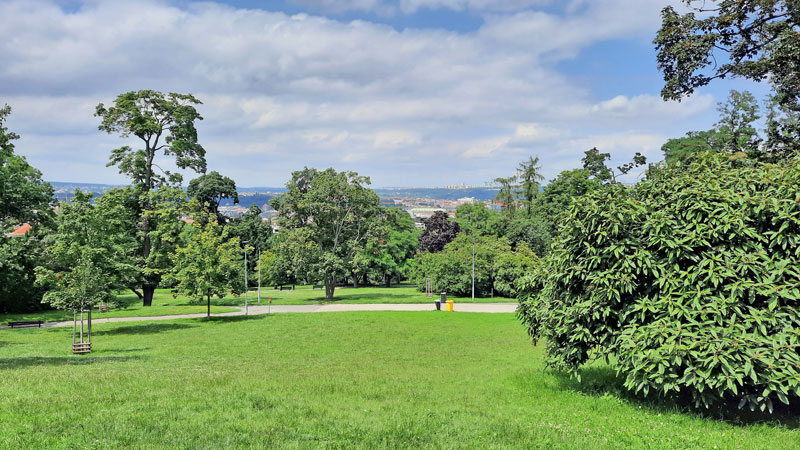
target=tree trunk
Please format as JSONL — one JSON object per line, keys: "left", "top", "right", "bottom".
{"left": 352, "top": 273, "right": 359, "bottom": 288}
{"left": 130, "top": 288, "right": 143, "bottom": 301}
{"left": 143, "top": 285, "right": 155, "bottom": 307}
{"left": 385, "top": 273, "right": 391, "bottom": 288}
{"left": 325, "top": 277, "right": 335, "bottom": 300}
{"left": 207, "top": 295, "right": 211, "bottom": 319}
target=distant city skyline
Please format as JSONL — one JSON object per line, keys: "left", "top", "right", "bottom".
{"left": 2, "top": 0, "right": 771, "bottom": 188}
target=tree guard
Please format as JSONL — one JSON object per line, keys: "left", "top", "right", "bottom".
{"left": 72, "top": 309, "right": 92, "bottom": 354}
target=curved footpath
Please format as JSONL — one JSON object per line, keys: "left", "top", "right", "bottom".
{"left": 1, "top": 303, "right": 518, "bottom": 329}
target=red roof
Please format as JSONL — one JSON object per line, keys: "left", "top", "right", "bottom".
{"left": 8, "top": 223, "right": 32, "bottom": 236}
{"left": 182, "top": 218, "right": 195, "bottom": 224}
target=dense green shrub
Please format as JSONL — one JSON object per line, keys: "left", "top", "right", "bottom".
{"left": 518, "top": 153, "right": 800, "bottom": 411}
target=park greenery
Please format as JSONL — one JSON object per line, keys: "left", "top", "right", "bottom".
{"left": 1, "top": 0, "right": 800, "bottom": 427}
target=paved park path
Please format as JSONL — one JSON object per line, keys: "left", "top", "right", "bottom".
{"left": 1, "top": 303, "right": 518, "bottom": 330}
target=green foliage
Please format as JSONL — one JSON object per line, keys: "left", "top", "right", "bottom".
{"left": 455, "top": 202, "right": 493, "bottom": 236}
{"left": 35, "top": 191, "right": 138, "bottom": 310}
{"left": 582, "top": 147, "right": 646, "bottom": 184}
{"left": 0, "top": 105, "right": 54, "bottom": 313}
{"left": 413, "top": 234, "right": 535, "bottom": 297}
{"left": 167, "top": 220, "right": 244, "bottom": 318}
{"left": 518, "top": 152, "right": 800, "bottom": 411}
{"left": 517, "top": 156, "right": 544, "bottom": 216}
{"left": 187, "top": 170, "right": 238, "bottom": 223}
{"left": 534, "top": 169, "right": 600, "bottom": 236}
{"left": 0, "top": 105, "right": 54, "bottom": 231}
{"left": 360, "top": 207, "right": 419, "bottom": 286}
{"left": 271, "top": 168, "right": 381, "bottom": 298}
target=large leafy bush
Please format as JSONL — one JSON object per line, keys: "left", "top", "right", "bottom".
{"left": 518, "top": 153, "right": 800, "bottom": 412}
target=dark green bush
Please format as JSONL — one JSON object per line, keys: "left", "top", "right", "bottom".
{"left": 518, "top": 153, "right": 800, "bottom": 412}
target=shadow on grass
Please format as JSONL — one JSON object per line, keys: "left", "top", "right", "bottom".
{"left": 550, "top": 366, "right": 800, "bottom": 428}
{"left": 202, "top": 315, "right": 269, "bottom": 324}
{"left": 0, "top": 355, "right": 143, "bottom": 369}
{"left": 95, "top": 323, "right": 198, "bottom": 336}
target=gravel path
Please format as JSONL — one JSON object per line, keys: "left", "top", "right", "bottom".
{"left": 1, "top": 303, "right": 518, "bottom": 329}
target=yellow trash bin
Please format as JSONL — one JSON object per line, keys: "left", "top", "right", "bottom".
{"left": 446, "top": 300, "right": 454, "bottom": 312}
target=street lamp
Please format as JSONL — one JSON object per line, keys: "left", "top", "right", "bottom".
{"left": 242, "top": 240, "right": 249, "bottom": 316}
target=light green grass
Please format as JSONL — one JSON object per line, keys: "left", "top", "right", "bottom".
{"left": 0, "top": 312, "right": 797, "bottom": 448}
{"left": 221, "top": 286, "right": 513, "bottom": 307}
{"left": 2, "top": 286, "right": 511, "bottom": 324}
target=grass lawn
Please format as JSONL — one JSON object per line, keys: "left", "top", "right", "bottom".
{"left": 1, "top": 312, "right": 798, "bottom": 449}
{"left": 1, "top": 286, "right": 512, "bottom": 324}
{"left": 221, "top": 286, "right": 515, "bottom": 307}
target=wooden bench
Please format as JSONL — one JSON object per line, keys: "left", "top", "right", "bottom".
{"left": 313, "top": 284, "right": 324, "bottom": 290}
{"left": 8, "top": 320, "right": 44, "bottom": 328}
{"left": 279, "top": 286, "right": 293, "bottom": 291}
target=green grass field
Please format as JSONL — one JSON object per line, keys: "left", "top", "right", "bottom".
{"left": 1, "top": 312, "right": 797, "bottom": 448}
{"left": 1, "top": 286, "right": 512, "bottom": 324}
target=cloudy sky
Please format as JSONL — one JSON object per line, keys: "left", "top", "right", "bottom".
{"left": 0, "top": 0, "right": 770, "bottom": 188}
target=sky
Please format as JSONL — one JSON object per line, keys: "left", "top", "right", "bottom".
{"left": 0, "top": 0, "right": 773, "bottom": 188}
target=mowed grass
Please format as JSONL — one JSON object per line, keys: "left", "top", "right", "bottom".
{"left": 1, "top": 313, "right": 798, "bottom": 449}
{"left": 1, "top": 286, "right": 512, "bottom": 324}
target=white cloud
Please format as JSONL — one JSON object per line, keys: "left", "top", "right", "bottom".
{"left": 0, "top": 0, "right": 716, "bottom": 187}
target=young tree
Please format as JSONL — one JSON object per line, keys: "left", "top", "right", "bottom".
{"left": 491, "top": 175, "right": 518, "bottom": 212}
{"left": 228, "top": 204, "right": 272, "bottom": 279}
{"left": 95, "top": 91, "right": 207, "bottom": 306}
{"left": 582, "top": 147, "right": 646, "bottom": 184}
{"left": 714, "top": 90, "right": 761, "bottom": 156}
{"left": 455, "top": 202, "right": 494, "bottom": 236}
{"left": 516, "top": 156, "right": 544, "bottom": 217}
{"left": 35, "top": 191, "right": 138, "bottom": 311}
{"left": 418, "top": 210, "right": 460, "bottom": 253}
{"left": 271, "top": 168, "right": 381, "bottom": 299}
{"left": 167, "top": 220, "right": 244, "bottom": 319}
{"left": 187, "top": 171, "right": 238, "bottom": 224}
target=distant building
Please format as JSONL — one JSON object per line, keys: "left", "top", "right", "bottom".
{"left": 6, "top": 223, "right": 32, "bottom": 237}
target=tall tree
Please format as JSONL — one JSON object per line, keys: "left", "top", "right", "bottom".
{"left": 516, "top": 156, "right": 544, "bottom": 217}
{"left": 95, "top": 91, "right": 206, "bottom": 306}
{"left": 714, "top": 90, "right": 762, "bottom": 156}
{"left": 764, "top": 93, "right": 800, "bottom": 161}
{"left": 0, "top": 105, "right": 53, "bottom": 230}
{"left": 271, "top": 168, "right": 380, "bottom": 299}
{"left": 187, "top": 171, "right": 238, "bottom": 224}
{"left": 0, "top": 105, "right": 54, "bottom": 313}
{"left": 491, "top": 175, "right": 518, "bottom": 212}
{"left": 582, "top": 147, "right": 646, "bottom": 184}
{"left": 655, "top": 0, "right": 799, "bottom": 109}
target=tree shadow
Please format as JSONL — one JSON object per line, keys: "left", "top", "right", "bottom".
{"left": 94, "top": 323, "right": 198, "bottom": 336}
{"left": 203, "top": 315, "right": 268, "bottom": 324}
{"left": 0, "top": 355, "right": 143, "bottom": 369}
{"left": 550, "top": 365, "right": 800, "bottom": 428}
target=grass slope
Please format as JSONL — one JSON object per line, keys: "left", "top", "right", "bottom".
{"left": 1, "top": 312, "right": 798, "bottom": 449}
{"left": 1, "top": 286, "right": 511, "bottom": 324}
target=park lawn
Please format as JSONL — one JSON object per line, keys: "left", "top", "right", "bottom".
{"left": 1, "top": 312, "right": 798, "bottom": 449}
{"left": 0, "top": 293, "right": 238, "bottom": 324}
{"left": 215, "top": 285, "right": 516, "bottom": 307}
{"left": 2, "top": 286, "right": 512, "bottom": 324}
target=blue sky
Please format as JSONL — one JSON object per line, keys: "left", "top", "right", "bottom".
{"left": 1, "top": 0, "right": 774, "bottom": 187}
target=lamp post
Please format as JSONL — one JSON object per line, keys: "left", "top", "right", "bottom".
{"left": 242, "top": 240, "right": 249, "bottom": 316}
{"left": 465, "top": 212, "right": 475, "bottom": 302}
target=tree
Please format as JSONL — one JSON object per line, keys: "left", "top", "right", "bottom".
{"left": 655, "top": 1, "right": 799, "bottom": 113}
{"left": 0, "top": 105, "right": 54, "bottom": 313}
{"left": 35, "top": 191, "right": 138, "bottom": 311}
{"left": 661, "top": 130, "right": 722, "bottom": 164}
{"left": 517, "top": 156, "right": 544, "bottom": 216}
{"left": 96, "top": 90, "right": 207, "bottom": 306}
{"left": 271, "top": 168, "right": 381, "bottom": 299}
{"left": 167, "top": 220, "right": 243, "bottom": 319}
{"left": 534, "top": 169, "right": 600, "bottom": 236}
{"left": 764, "top": 93, "right": 800, "bottom": 161}
{"left": 491, "top": 175, "right": 518, "bottom": 211}
{"left": 365, "top": 207, "right": 419, "bottom": 286}
{"left": 582, "top": 147, "right": 646, "bottom": 184}
{"left": 455, "top": 202, "right": 494, "bottom": 236}
{"left": 714, "top": 90, "right": 762, "bottom": 156}
{"left": 187, "top": 171, "right": 238, "bottom": 224}
{"left": 0, "top": 105, "right": 53, "bottom": 230}
{"left": 228, "top": 204, "right": 272, "bottom": 279}
{"left": 418, "top": 211, "right": 460, "bottom": 253}
{"left": 518, "top": 152, "right": 800, "bottom": 411}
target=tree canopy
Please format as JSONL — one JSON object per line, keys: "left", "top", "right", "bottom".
{"left": 187, "top": 171, "right": 238, "bottom": 223}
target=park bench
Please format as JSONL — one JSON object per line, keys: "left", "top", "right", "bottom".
{"left": 313, "top": 284, "right": 324, "bottom": 290}
{"left": 279, "top": 286, "right": 293, "bottom": 291}
{"left": 8, "top": 320, "right": 44, "bottom": 328}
